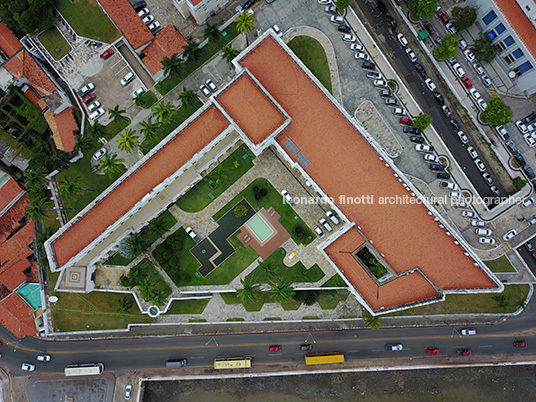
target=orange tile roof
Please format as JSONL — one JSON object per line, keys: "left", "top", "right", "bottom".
{"left": 52, "top": 106, "right": 229, "bottom": 266}
{"left": 190, "top": 0, "right": 204, "bottom": 6}
{"left": 23, "top": 87, "right": 41, "bottom": 108}
{"left": 239, "top": 37, "right": 497, "bottom": 310}
{"left": 495, "top": 0, "right": 536, "bottom": 61}
{"left": 0, "top": 222, "right": 34, "bottom": 291}
{"left": 0, "top": 22, "right": 22, "bottom": 58}
{"left": 217, "top": 74, "right": 286, "bottom": 144}
{"left": 0, "top": 195, "right": 29, "bottom": 243}
{"left": 142, "top": 25, "right": 188, "bottom": 75}
{"left": 98, "top": 0, "right": 153, "bottom": 49}
{"left": 49, "top": 107, "right": 78, "bottom": 152}
{"left": 0, "top": 293, "right": 37, "bottom": 338}
{"left": 0, "top": 177, "right": 22, "bottom": 213}
{"left": 3, "top": 50, "right": 57, "bottom": 97}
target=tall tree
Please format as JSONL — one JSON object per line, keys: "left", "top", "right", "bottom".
{"left": 151, "top": 101, "right": 175, "bottom": 125}
{"left": 117, "top": 295, "right": 134, "bottom": 313}
{"left": 161, "top": 53, "right": 182, "bottom": 77}
{"left": 108, "top": 105, "right": 127, "bottom": 123}
{"left": 148, "top": 216, "right": 168, "bottom": 238}
{"left": 204, "top": 22, "right": 221, "bottom": 45}
{"left": 408, "top": 0, "right": 439, "bottom": 19}
{"left": 74, "top": 134, "right": 93, "bottom": 153}
{"left": 117, "top": 129, "right": 141, "bottom": 153}
{"left": 128, "top": 233, "right": 146, "bottom": 256}
{"left": 139, "top": 117, "right": 162, "bottom": 142}
{"left": 25, "top": 201, "right": 47, "bottom": 222}
{"left": 474, "top": 33, "right": 497, "bottom": 63}
{"left": 57, "top": 175, "right": 99, "bottom": 193}
{"left": 98, "top": 151, "right": 125, "bottom": 176}
{"left": 0, "top": 0, "right": 54, "bottom": 34}
{"left": 182, "top": 42, "right": 202, "bottom": 61}
{"left": 335, "top": 0, "right": 352, "bottom": 12}
{"left": 364, "top": 312, "right": 381, "bottom": 329}
{"left": 137, "top": 277, "right": 156, "bottom": 302}
{"left": 88, "top": 121, "right": 106, "bottom": 140}
{"left": 483, "top": 96, "right": 513, "bottom": 127}
{"left": 433, "top": 33, "right": 460, "bottom": 60}
{"left": 210, "top": 162, "right": 228, "bottom": 184}
{"left": 236, "top": 277, "right": 261, "bottom": 302}
{"left": 269, "top": 277, "right": 294, "bottom": 302}
{"left": 58, "top": 175, "right": 81, "bottom": 199}
{"left": 221, "top": 45, "right": 239, "bottom": 64}
{"left": 24, "top": 168, "right": 46, "bottom": 188}
{"left": 178, "top": 87, "right": 198, "bottom": 107}
{"left": 452, "top": 6, "right": 477, "bottom": 31}
{"left": 45, "top": 150, "right": 71, "bottom": 172}
{"left": 414, "top": 113, "right": 432, "bottom": 131}
{"left": 236, "top": 11, "right": 257, "bottom": 47}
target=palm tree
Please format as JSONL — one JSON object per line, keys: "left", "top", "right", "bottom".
{"left": 492, "top": 295, "right": 511, "bottom": 312}
{"left": 178, "top": 87, "right": 198, "bottom": 107}
{"left": 182, "top": 42, "right": 202, "bottom": 61}
{"left": 137, "top": 277, "right": 156, "bottom": 302}
{"left": 35, "top": 227, "right": 55, "bottom": 248}
{"left": 151, "top": 289, "right": 168, "bottom": 306}
{"left": 98, "top": 151, "right": 125, "bottom": 176}
{"left": 269, "top": 277, "right": 294, "bottom": 302}
{"left": 117, "top": 129, "right": 141, "bottom": 153}
{"left": 151, "top": 101, "right": 175, "bottom": 125}
{"left": 221, "top": 45, "right": 239, "bottom": 64}
{"left": 128, "top": 233, "right": 146, "bottom": 256}
{"left": 74, "top": 134, "right": 93, "bottom": 152}
{"left": 204, "top": 22, "right": 221, "bottom": 45}
{"left": 236, "top": 11, "right": 257, "bottom": 47}
{"left": 25, "top": 201, "right": 47, "bottom": 221}
{"left": 364, "top": 312, "right": 381, "bottom": 329}
{"left": 58, "top": 175, "right": 81, "bottom": 199}
{"left": 139, "top": 117, "right": 162, "bottom": 142}
{"left": 45, "top": 150, "right": 71, "bottom": 172}
{"left": 236, "top": 277, "right": 260, "bottom": 302}
{"left": 108, "top": 105, "right": 127, "bottom": 123}
{"left": 211, "top": 162, "right": 228, "bottom": 184}
{"left": 117, "top": 295, "right": 134, "bottom": 313}
{"left": 161, "top": 53, "right": 182, "bottom": 77}
{"left": 88, "top": 121, "right": 106, "bottom": 140}
{"left": 513, "top": 297, "right": 527, "bottom": 311}
{"left": 24, "top": 168, "right": 46, "bottom": 188}
{"left": 148, "top": 216, "right": 168, "bottom": 238}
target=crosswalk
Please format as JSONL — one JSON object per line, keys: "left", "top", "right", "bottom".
{"left": 487, "top": 86, "right": 498, "bottom": 97}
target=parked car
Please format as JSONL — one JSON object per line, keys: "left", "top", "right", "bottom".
{"left": 457, "top": 131, "right": 468, "bottom": 144}
{"left": 342, "top": 34, "right": 356, "bottom": 42}
{"left": 392, "top": 107, "right": 406, "bottom": 116}
{"left": 482, "top": 172, "right": 494, "bottom": 186}
{"left": 463, "top": 49, "right": 475, "bottom": 62}
{"left": 458, "top": 39, "right": 468, "bottom": 50}
{"left": 452, "top": 63, "right": 465, "bottom": 77}
{"left": 355, "top": 52, "right": 370, "bottom": 61}
{"left": 367, "top": 71, "right": 382, "bottom": 80}
{"left": 125, "top": 384, "right": 132, "bottom": 400}
{"left": 87, "top": 101, "right": 101, "bottom": 112}
{"left": 137, "top": 7, "right": 149, "bottom": 18}
{"left": 479, "top": 237, "right": 495, "bottom": 245}
{"left": 516, "top": 120, "right": 528, "bottom": 133}
{"left": 513, "top": 341, "right": 526, "bottom": 347}
{"left": 471, "top": 220, "right": 485, "bottom": 227}
{"left": 461, "top": 328, "right": 476, "bottom": 335}
{"left": 362, "top": 61, "right": 376, "bottom": 70}
{"left": 410, "top": 136, "right": 424, "bottom": 144}
{"left": 330, "top": 15, "right": 344, "bottom": 24}
{"left": 200, "top": 84, "right": 211, "bottom": 97}
{"left": 528, "top": 216, "right": 536, "bottom": 225}
{"left": 474, "top": 159, "right": 486, "bottom": 172}
{"left": 120, "top": 72, "right": 135, "bottom": 86}
{"left": 132, "top": 1, "right": 147, "bottom": 12}
{"left": 477, "top": 98, "right": 487, "bottom": 111}
{"left": 281, "top": 189, "right": 294, "bottom": 205}
{"left": 338, "top": 24, "right": 351, "bottom": 34}
{"left": 423, "top": 153, "right": 438, "bottom": 163}
{"left": 457, "top": 349, "right": 472, "bottom": 356}
{"left": 442, "top": 105, "right": 452, "bottom": 117}
{"left": 385, "top": 343, "right": 403, "bottom": 351}
{"left": 397, "top": 33, "right": 408, "bottom": 47}
{"left": 523, "top": 133, "right": 536, "bottom": 147}
{"left": 440, "top": 181, "right": 458, "bottom": 190}
{"left": 437, "top": 172, "right": 451, "bottom": 179}
{"left": 462, "top": 210, "right": 476, "bottom": 218}
{"left": 521, "top": 197, "right": 535, "bottom": 208}
{"left": 326, "top": 211, "right": 340, "bottom": 225}
{"left": 373, "top": 79, "right": 388, "bottom": 88}
{"left": 445, "top": 22, "right": 457, "bottom": 34}
{"left": 495, "top": 125, "right": 509, "bottom": 140}
{"left": 325, "top": 5, "right": 337, "bottom": 13}
{"left": 467, "top": 146, "right": 478, "bottom": 159}
{"left": 414, "top": 63, "right": 427, "bottom": 78}
{"left": 432, "top": 92, "right": 444, "bottom": 104}
{"left": 473, "top": 63, "right": 485, "bottom": 76}
{"left": 403, "top": 126, "right": 420, "bottom": 134}
{"left": 142, "top": 14, "right": 155, "bottom": 25}
{"left": 400, "top": 117, "right": 413, "bottom": 125}
{"left": 426, "top": 348, "right": 440, "bottom": 354}
{"left": 405, "top": 48, "right": 417, "bottom": 62}
{"left": 350, "top": 43, "right": 365, "bottom": 52}
{"left": 380, "top": 89, "right": 393, "bottom": 97}
{"left": 481, "top": 75, "right": 492, "bottom": 87}
{"left": 206, "top": 79, "right": 217, "bottom": 92}
{"left": 450, "top": 119, "right": 460, "bottom": 131}
{"left": 385, "top": 98, "right": 398, "bottom": 105}
{"left": 424, "top": 78, "right": 436, "bottom": 91}
{"left": 318, "top": 0, "right": 332, "bottom": 4}
{"left": 523, "top": 165, "right": 536, "bottom": 180}
{"left": 462, "top": 76, "right": 472, "bottom": 89}
{"left": 272, "top": 24, "right": 283, "bottom": 37}
{"left": 319, "top": 218, "right": 333, "bottom": 232}
{"left": 437, "top": 10, "right": 449, "bottom": 24}
{"left": 313, "top": 226, "right": 325, "bottom": 239}
{"left": 82, "top": 93, "right": 95, "bottom": 103}
{"left": 429, "top": 163, "right": 444, "bottom": 171}
{"left": 100, "top": 48, "right": 114, "bottom": 59}
{"left": 89, "top": 108, "right": 105, "bottom": 121}
{"left": 415, "top": 144, "right": 433, "bottom": 152}
{"left": 503, "top": 229, "right": 517, "bottom": 241}
{"left": 78, "top": 83, "right": 94, "bottom": 96}
{"left": 185, "top": 227, "right": 200, "bottom": 242}
{"left": 132, "top": 87, "right": 145, "bottom": 99}
{"left": 475, "top": 228, "right": 492, "bottom": 236}
{"left": 148, "top": 21, "right": 161, "bottom": 32}
{"left": 424, "top": 21, "right": 435, "bottom": 34}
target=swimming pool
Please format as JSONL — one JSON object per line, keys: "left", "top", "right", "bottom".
{"left": 246, "top": 214, "right": 274, "bottom": 243}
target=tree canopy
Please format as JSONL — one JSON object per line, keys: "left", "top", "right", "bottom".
{"left": 474, "top": 33, "right": 497, "bottom": 63}
{"left": 408, "top": 0, "right": 439, "bottom": 19}
{"left": 433, "top": 33, "right": 459, "bottom": 60}
{"left": 483, "top": 96, "right": 513, "bottom": 127}
{"left": 0, "top": 0, "right": 54, "bottom": 34}
{"left": 335, "top": 0, "right": 352, "bottom": 12}
{"left": 414, "top": 114, "right": 432, "bottom": 131}
{"left": 452, "top": 6, "right": 477, "bottom": 31}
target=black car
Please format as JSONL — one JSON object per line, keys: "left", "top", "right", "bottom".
{"left": 505, "top": 140, "right": 517, "bottom": 153}
{"left": 338, "top": 24, "right": 351, "bottom": 34}
{"left": 414, "top": 63, "right": 427, "bottom": 78}
{"left": 523, "top": 165, "right": 536, "bottom": 179}
{"left": 429, "top": 163, "right": 445, "bottom": 171}
{"left": 437, "top": 172, "right": 451, "bottom": 179}
{"left": 432, "top": 92, "right": 444, "bottom": 104}
{"left": 385, "top": 15, "right": 396, "bottom": 28}
{"left": 377, "top": 0, "right": 388, "bottom": 13}
{"left": 514, "top": 152, "right": 526, "bottom": 166}
{"left": 403, "top": 126, "right": 421, "bottom": 134}
{"left": 522, "top": 112, "right": 536, "bottom": 124}
{"left": 242, "top": 0, "right": 256, "bottom": 10}
{"left": 449, "top": 119, "right": 460, "bottom": 130}
{"left": 410, "top": 136, "right": 424, "bottom": 144}
{"left": 132, "top": 0, "right": 147, "bottom": 11}
{"left": 362, "top": 61, "right": 376, "bottom": 70}
{"left": 300, "top": 344, "right": 313, "bottom": 351}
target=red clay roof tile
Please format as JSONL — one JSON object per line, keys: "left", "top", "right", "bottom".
{"left": 0, "top": 22, "right": 22, "bottom": 58}
{"left": 49, "top": 107, "right": 78, "bottom": 152}
{"left": 0, "top": 177, "right": 22, "bottom": 213}
{"left": 0, "top": 293, "right": 36, "bottom": 338}
{"left": 98, "top": 0, "right": 153, "bottom": 49}
{"left": 142, "top": 25, "right": 188, "bottom": 75}
{"left": 23, "top": 87, "right": 41, "bottom": 108}
{"left": 4, "top": 50, "right": 57, "bottom": 97}
{"left": 0, "top": 222, "right": 34, "bottom": 291}
{"left": 494, "top": 0, "right": 536, "bottom": 61}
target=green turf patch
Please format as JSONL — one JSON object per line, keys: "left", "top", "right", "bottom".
{"left": 105, "top": 117, "right": 130, "bottom": 139}
{"left": 167, "top": 299, "right": 209, "bottom": 314}
{"left": 317, "top": 290, "right": 348, "bottom": 309}
{"left": 484, "top": 255, "right": 516, "bottom": 273}
{"left": 321, "top": 274, "right": 346, "bottom": 287}
{"left": 55, "top": 0, "right": 120, "bottom": 43}
{"left": 135, "top": 90, "right": 158, "bottom": 109}
{"left": 121, "top": 259, "right": 172, "bottom": 305}
{"left": 213, "top": 178, "right": 315, "bottom": 245}
{"left": 176, "top": 144, "right": 255, "bottom": 212}
{"left": 246, "top": 248, "right": 324, "bottom": 284}
{"left": 39, "top": 27, "right": 71, "bottom": 61}
{"left": 288, "top": 36, "right": 332, "bottom": 94}
{"left": 105, "top": 253, "right": 133, "bottom": 266}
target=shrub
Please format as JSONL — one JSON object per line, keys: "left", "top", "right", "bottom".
{"left": 234, "top": 205, "right": 248, "bottom": 218}
{"left": 293, "top": 290, "right": 320, "bottom": 306}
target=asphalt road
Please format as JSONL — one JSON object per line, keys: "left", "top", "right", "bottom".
{"left": 354, "top": 0, "right": 497, "bottom": 202}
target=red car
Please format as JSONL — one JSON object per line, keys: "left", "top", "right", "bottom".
{"left": 424, "top": 21, "right": 435, "bottom": 35}
{"left": 269, "top": 345, "right": 281, "bottom": 352}
{"left": 426, "top": 348, "right": 440, "bottom": 354}
{"left": 400, "top": 117, "right": 413, "bottom": 125}
{"left": 437, "top": 10, "right": 449, "bottom": 24}
{"left": 83, "top": 93, "right": 95, "bottom": 103}
{"left": 457, "top": 349, "right": 472, "bottom": 356}
{"left": 462, "top": 76, "right": 473, "bottom": 89}
{"left": 100, "top": 48, "right": 114, "bottom": 59}
{"left": 513, "top": 340, "right": 526, "bottom": 347}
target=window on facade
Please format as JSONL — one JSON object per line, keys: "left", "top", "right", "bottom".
{"left": 504, "top": 55, "right": 514, "bottom": 64}
{"left": 513, "top": 48, "right": 524, "bottom": 59}
{"left": 494, "top": 23, "right": 506, "bottom": 35}
{"left": 503, "top": 35, "right": 515, "bottom": 47}
{"left": 517, "top": 61, "right": 533, "bottom": 74}
{"left": 483, "top": 10, "right": 497, "bottom": 25}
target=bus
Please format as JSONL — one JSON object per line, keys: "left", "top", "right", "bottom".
{"left": 213, "top": 357, "right": 252, "bottom": 369}
{"left": 305, "top": 352, "right": 344, "bottom": 365}
{"left": 64, "top": 363, "right": 104, "bottom": 376}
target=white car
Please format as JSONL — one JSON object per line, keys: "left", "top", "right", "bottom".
{"left": 87, "top": 101, "right": 101, "bottom": 112}
{"left": 463, "top": 49, "right": 475, "bottom": 62}
{"left": 199, "top": 84, "right": 211, "bottom": 97}
{"left": 481, "top": 75, "right": 492, "bottom": 87}
{"left": 148, "top": 21, "right": 161, "bottom": 32}
{"left": 281, "top": 189, "right": 294, "bottom": 205}
{"left": 461, "top": 328, "right": 476, "bottom": 336}
{"left": 367, "top": 71, "right": 382, "bottom": 80}
{"left": 37, "top": 354, "right": 51, "bottom": 362}
{"left": 528, "top": 122, "right": 536, "bottom": 132}
{"left": 318, "top": 0, "right": 332, "bottom": 4}
{"left": 458, "top": 39, "right": 468, "bottom": 50}
{"left": 137, "top": 7, "right": 149, "bottom": 18}
{"left": 342, "top": 34, "right": 356, "bottom": 42}
{"left": 78, "top": 83, "right": 95, "bottom": 96}
{"left": 522, "top": 197, "right": 535, "bottom": 208}
{"left": 467, "top": 146, "right": 478, "bottom": 159}
{"left": 482, "top": 172, "right": 494, "bottom": 186}
{"left": 416, "top": 144, "right": 433, "bottom": 152}
{"left": 319, "top": 217, "right": 333, "bottom": 232}
{"left": 457, "top": 131, "right": 468, "bottom": 144}
{"left": 449, "top": 191, "right": 461, "bottom": 198}
{"left": 469, "top": 88, "right": 481, "bottom": 100}
{"left": 206, "top": 79, "right": 217, "bottom": 92}
{"left": 313, "top": 226, "right": 325, "bottom": 239}
{"left": 462, "top": 210, "right": 476, "bottom": 218}
{"left": 477, "top": 99, "right": 487, "bottom": 111}
{"left": 326, "top": 211, "right": 340, "bottom": 225}
{"left": 474, "top": 159, "right": 486, "bottom": 172}
{"left": 516, "top": 120, "right": 528, "bottom": 133}
{"left": 452, "top": 63, "right": 465, "bottom": 77}
{"left": 439, "top": 181, "right": 458, "bottom": 190}
{"left": 495, "top": 125, "right": 508, "bottom": 140}
{"left": 385, "top": 343, "right": 403, "bottom": 351}
{"left": 445, "top": 22, "right": 457, "bottom": 34}
{"left": 479, "top": 237, "right": 495, "bottom": 245}
{"left": 524, "top": 133, "right": 536, "bottom": 147}
{"left": 471, "top": 220, "right": 485, "bottom": 227}
{"left": 473, "top": 63, "right": 485, "bottom": 76}
{"left": 397, "top": 33, "right": 408, "bottom": 47}
{"left": 93, "top": 148, "right": 106, "bottom": 161}
{"left": 132, "top": 87, "right": 145, "bottom": 99}
{"left": 393, "top": 107, "right": 406, "bottom": 115}
{"left": 272, "top": 24, "right": 283, "bottom": 37}
{"left": 21, "top": 363, "right": 35, "bottom": 371}
{"left": 405, "top": 48, "right": 417, "bottom": 63}
{"left": 424, "top": 78, "right": 436, "bottom": 91}
{"left": 423, "top": 153, "right": 438, "bottom": 162}
{"left": 373, "top": 79, "right": 388, "bottom": 88}
{"left": 330, "top": 15, "right": 344, "bottom": 24}
{"left": 142, "top": 14, "right": 154, "bottom": 25}
{"left": 125, "top": 384, "right": 132, "bottom": 400}
{"left": 503, "top": 229, "right": 517, "bottom": 241}
{"left": 185, "top": 227, "right": 200, "bottom": 242}
{"left": 89, "top": 107, "right": 105, "bottom": 121}
{"left": 350, "top": 43, "right": 365, "bottom": 52}
{"left": 476, "top": 228, "right": 492, "bottom": 236}
{"left": 355, "top": 52, "right": 370, "bottom": 61}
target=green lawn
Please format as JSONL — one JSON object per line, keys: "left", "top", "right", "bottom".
{"left": 39, "top": 27, "right": 71, "bottom": 61}
{"left": 129, "top": 258, "right": 172, "bottom": 299}
{"left": 176, "top": 144, "right": 255, "bottom": 212}
{"left": 51, "top": 291, "right": 154, "bottom": 332}
{"left": 384, "top": 285, "right": 530, "bottom": 316}
{"left": 154, "top": 228, "right": 258, "bottom": 287}
{"left": 484, "top": 255, "right": 516, "bottom": 273}
{"left": 288, "top": 36, "right": 332, "bottom": 94}
{"left": 105, "top": 117, "right": 130, "bottom": 139}
{"left": 246, "top": 247, "right": 324, "bottom": 284}
{"left": 136, "top": 91, "right": 158, "bottom": 109}
{"left": 105, "top": 252, "right": 133, "bottom": 266}
{"left": 321, "top": 274, "right": 346, "bottom": 287}
{"left": 55, "top": 0, "right": 120, "bottom": 43}
{"left": 166, "top": 299, "right": 210, "bottom": 314}
{"left": 141, "top": 98, "right": 203, "bottom": 151}
{"left": 317, "top": 290, "right": 348, "bottom": 309}
{"left": 155, "top": 22, "right": 240, "bottom": 95}
{"left": 213, "top": 178, "right": 315, "bottom": 246}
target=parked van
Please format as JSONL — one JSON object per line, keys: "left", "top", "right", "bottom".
{"left": 120, "top": 72, "right": 135, "bottom": 86}
{"left": 166, "top": 359, "right": 187, "bottom": 368}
